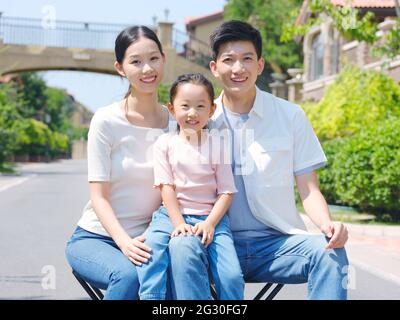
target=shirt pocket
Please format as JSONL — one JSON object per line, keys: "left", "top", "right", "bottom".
{"left": 252, "top": 137, "right": 293, "bottom": 186}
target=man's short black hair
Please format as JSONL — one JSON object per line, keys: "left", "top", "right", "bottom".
{"left": 210, "top": 20, "right": 262, "bottom": 60}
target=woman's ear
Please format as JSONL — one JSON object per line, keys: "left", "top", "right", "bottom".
{"left": 167, "top": 102, "right": 175, "bottom": 116}
{"left": 114, "top": 61, "right": 126, "bottom": 77}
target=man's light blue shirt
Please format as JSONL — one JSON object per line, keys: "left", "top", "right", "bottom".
{"left": 222, "top": 106, "right": 325, "bottom": 238}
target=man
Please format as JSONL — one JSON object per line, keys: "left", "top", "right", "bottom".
{"left": 168, "top": 20, "right": 349, "bottom": 300}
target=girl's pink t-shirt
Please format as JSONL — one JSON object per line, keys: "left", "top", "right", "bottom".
{"left": 153, "top": 132, "right": 237, "bottom": 215}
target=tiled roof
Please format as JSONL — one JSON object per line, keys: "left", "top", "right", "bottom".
{"left": 331, "top": 0, "right": 395, "bottom": 8}
{"left": 296, "top": 0, "right": 396, "bottom": 26}
{"left": 185, "top": 11, "right": 223, "bottom": 28}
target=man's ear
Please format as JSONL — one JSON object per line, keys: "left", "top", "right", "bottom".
{"left": 114, "top": 61, "right": 126, "bottom": 77}
{"left": 257, "top": 57, "right": 265, "bottom": 76}
{"left": 209, "top": 60, "right": 219, "bottom": 78}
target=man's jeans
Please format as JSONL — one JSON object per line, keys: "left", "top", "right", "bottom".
{"left": 169, "top": 232, "right": 349, "bottom": 300}
{"left": 138, "top": 206, "right": 244, "bottom": 300}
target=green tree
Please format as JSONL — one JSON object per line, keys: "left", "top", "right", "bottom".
{"left": 16, "top": 72, "right": 48, "bottom": 120}
{"left": 45, "top": 87, "right": 75, "bottom": 132}
{"left": 224, "top": 0, "right": 304, "bottom": 73}
{"left": 0, "top": 84, "right": 20, "bottom": 167}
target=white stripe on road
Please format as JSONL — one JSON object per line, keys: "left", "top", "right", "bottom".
{"left": 0, "top": 174, "right": 37, "bottom": 192}
{"left": 350, "top": 258, "right": 400, "bottom": 287}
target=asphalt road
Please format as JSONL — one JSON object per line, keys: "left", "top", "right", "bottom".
{"left": 0, "top": 160, "right": 399, "bottom": 300}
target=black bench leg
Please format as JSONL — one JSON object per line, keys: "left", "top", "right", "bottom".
{"left": 72, "top": 270, "right": 104, "bottom": 300}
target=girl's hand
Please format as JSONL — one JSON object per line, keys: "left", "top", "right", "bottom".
{"left": 193, "top": 221, "right": 215, "bottom": 247}
{"left": 171, "top": 223, "right": 194, "bottom": 237}
{"left": 118, "top": 235, "right": 152, "bottom": 266}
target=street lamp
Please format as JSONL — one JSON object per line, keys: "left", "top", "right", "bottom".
{"left": 164, "top": 8, "right": 169, "bottom": 21}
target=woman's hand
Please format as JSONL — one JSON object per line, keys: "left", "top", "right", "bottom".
{"left": 171, "top": 223, "right": 194, "bottom": 237}
{"left": 118, "top": 235, "right": 152, "bottom": 266}
{"left": 193, "top": 221, "right": 215, "bottom": 247}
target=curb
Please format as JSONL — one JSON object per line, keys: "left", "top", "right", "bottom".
{"left": 300, "top": 214, "right": 400, "bottom": 238}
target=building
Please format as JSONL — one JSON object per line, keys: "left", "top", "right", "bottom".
{"left": 292, "top": 0, "right": 399, "bottom": 102}
{"left": 184, "top": 11, "right": 224, "bottom": 65}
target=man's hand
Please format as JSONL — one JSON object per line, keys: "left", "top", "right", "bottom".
{"left": 320, "top": 221, "right": 348, "bottom": 249}
{"left": 193, "top": 221, "right": 215, "bottom": 247}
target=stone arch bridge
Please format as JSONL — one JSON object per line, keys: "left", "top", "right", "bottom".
{"left": 0, "top": 15, "right": 213, "bottom": 83}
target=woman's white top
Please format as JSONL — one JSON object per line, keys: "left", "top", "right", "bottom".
{"left": 77, "top": 102, "right": 173, "bottom": 238}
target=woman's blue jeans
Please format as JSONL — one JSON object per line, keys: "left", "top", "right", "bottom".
{"left": 169, "top": 233, "right": 349, "bottom": 300}
{"left": 65, "top": 226, "right": 140, "bottom": 300}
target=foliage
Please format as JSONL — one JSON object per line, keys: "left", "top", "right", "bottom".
{"left": 372, "top": 18, "right": 400, "bottom": 60}
{"left": 319, "top": 118, "right": 400, "bottom": 213}
{"left": 224, "top": 0, "right": 304, "bottom": 72}
{"left": 0, "top": 85, "right": 20, "bottom": 164}
{"left": 158, "top": 83, "right": 171, "bottom": 105}
{"left": 45, "top": 87, "right": 75, "bottom": 132}
{"left": 303, "top": 66, "right": 400, "bottom": 141}
{"left": 0, "top": 72, "right": 91, "bottom": 168}
{"left": 16, "top": 72, "right": 48, "bottom": 119}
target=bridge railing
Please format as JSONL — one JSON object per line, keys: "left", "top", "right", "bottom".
{"left": 172, "top": 28, "right": 212, "bottom": 69}
{"left": 0, "top": 15, "right": 133, "bottom": 50}
{"left": 0, "top": 15, "right": 212, "bottom": 69}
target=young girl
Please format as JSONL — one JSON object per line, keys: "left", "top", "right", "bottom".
{"left": 137, "top": 73, "right": 244, "bottom": 300}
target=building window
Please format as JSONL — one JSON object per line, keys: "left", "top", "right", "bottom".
{"left": 310, "top": 32, "right": 324, "bottom": 81}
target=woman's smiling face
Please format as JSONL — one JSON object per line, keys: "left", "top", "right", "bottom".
{"left": 116, "top": 36, "right": 165, "bottom": 95}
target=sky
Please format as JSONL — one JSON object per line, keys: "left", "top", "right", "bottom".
{"left": 0, "top": 0, "right": 227, "bottom": 111}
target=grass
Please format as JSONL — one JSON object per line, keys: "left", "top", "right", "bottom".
{"left": 0, "top": 162, "right": 17, "bottom": 174}
{"left": 296, "top": 203, "right": 400, "bottom": 226}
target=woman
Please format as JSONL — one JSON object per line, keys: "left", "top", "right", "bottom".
{"left": 65, "top": 25, "right": 172, "bottom": 300}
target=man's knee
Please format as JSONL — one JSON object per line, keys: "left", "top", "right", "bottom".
{"left": 309, "top": 236, "right": 349, "bottom": 267}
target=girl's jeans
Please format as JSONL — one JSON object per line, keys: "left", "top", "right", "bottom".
{"left": 137, "top": 206, "right": 244, "bottom": 300}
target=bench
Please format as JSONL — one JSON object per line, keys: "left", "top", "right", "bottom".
{"left": 72, "top": 269, "right": 284, "bottom": 300}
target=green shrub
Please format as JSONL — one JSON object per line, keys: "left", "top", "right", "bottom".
{"left": 319, "top": 117, "right": 400, "bottom": 213}
{"left": 304, "top": 66, "right": 400, "bottom": 141}
{"left": 318, "top": 137, "right": 346, "bottom": 205}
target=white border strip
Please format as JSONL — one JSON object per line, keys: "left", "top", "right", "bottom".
{"left": 0, "top": 174, "right": 37, "bottom": 193}
{"left": 351, "top": 258, "right": 400, "bottom": 287}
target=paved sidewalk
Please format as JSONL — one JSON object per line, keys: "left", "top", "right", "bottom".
{"left": 301, "top": 213, "right": 400, "bottom": 238}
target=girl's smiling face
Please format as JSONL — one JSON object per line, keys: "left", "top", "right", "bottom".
{"left": 168, "top": 82, "right": 216, "bottom": 135}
